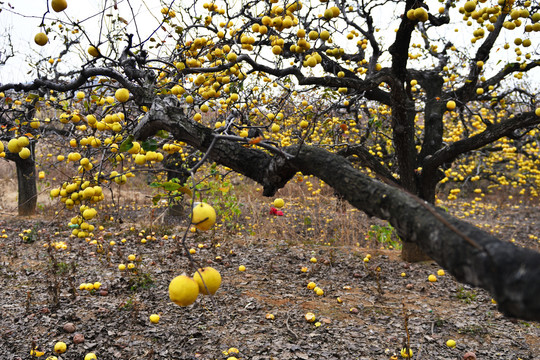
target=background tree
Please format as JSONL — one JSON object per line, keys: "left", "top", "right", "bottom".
{"left": 0, "top": 0, "right": 539, "bottom": 319}
{"left": 0, "top": 95, "right": 40, "bottom": 215}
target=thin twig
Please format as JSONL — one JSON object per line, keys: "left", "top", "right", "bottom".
{"left": 173, "top": 137, "right": 225, "bottom": 325}
{"left": 286, "top": 309, "right": 299, "bottom": 341}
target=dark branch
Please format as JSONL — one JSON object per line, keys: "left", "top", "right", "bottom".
{"left": 424, "top": 111, "right": 540, "bottom": 172}
{"left": 0, "top": 67, "right": 136, "bottom": 95}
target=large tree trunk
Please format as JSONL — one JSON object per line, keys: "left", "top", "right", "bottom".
{"left": 133, "top": 97, "right": 540, "bottom": 320}
{"left": 386, "top": 0, "right": 431, "bottom": 263}
{"left": 389, "top": 86, "right": 429, "bottom": 262}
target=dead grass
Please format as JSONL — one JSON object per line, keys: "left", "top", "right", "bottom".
{"left": 229, "top": 177, "right": 376, "bottom": 249}
{"left": 3, "top": 150, "right": 539, "bottom": 255}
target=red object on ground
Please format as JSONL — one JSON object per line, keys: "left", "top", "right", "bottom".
{"left": 269, "top": 207, "right": 283, "bottom": 216}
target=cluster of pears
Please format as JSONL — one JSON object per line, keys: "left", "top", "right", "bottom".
{"left": 169, "top": 203, "right": 220, "bottom": 306}
{"left": 5, "top": 136, "right": 32, "bottom": 159}
{"left": 169, "top": 267, "right": 222, "bottom": 306}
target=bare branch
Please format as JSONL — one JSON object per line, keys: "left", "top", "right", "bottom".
{"left": 0, "top": 67, "right": 145, "bottom": 103}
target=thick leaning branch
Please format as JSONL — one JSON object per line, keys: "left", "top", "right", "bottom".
{"left": 132, "top": 97, "right": 297, "bottom": 195}
{"left": 133, "top": 97, "right": 540, "bottom": 321}
{"left": 288, "top": 146, "right": 540, "bottom": 321}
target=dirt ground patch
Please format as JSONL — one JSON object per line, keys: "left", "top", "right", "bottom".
{"left": 0, "top": 177, "right": 539, "bottom": 359}
{"left": 0, "top": 213, "right": 538, "bottom": 360}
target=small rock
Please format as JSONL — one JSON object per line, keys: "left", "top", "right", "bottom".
{"left": 406, "top": 283, "right": 414, "bottom": 290}
{"left": 463, "top": 351, "right": 477, "bottom": 360}
{"left": 63, "top": 323, "right": 76, "bottom": 333}
{"left": 84, "top": 342, "right": 97, "bottom": 349}
{"left": 73, "top": 333, "right": 85, "bottom": 344}
{"left": 99, "top": 290, "right": 108, "bottom": 296}
{"left": 40, "top": 307, "right": 50, "bottom": 314}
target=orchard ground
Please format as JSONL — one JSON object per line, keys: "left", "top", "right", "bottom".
{"left": 0, "top": 160, "right": 539, "bottom": 359}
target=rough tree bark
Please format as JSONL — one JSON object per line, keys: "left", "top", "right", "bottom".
{"left": 5, "top": 147, "right": 37, "bottom": 216}
{"left": 132, "top": 97, "right": 540, "bottom": 321}
{"left": 16, "top": 156, "right": 37, "bottom": 216}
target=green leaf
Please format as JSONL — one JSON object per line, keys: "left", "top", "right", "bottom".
{"left": 161, "top": 181, "right": 182, "bottom": 191}
{"left": 119, "top": 135, "right": 134, "bottom": 152}
{"left": 152, "top": 194, "right": 162, "bottom": 205}
{"left": 176, "top": 186, "right": 192, "bottom": 196}
{"left": 142, "top": 139, "right": 158, "bottom": 152}
{"left": 156, "top": 130, "right": 169, "bottom": 139}
{"left": 148, "top": 182, "right": 162, "bottom": 188}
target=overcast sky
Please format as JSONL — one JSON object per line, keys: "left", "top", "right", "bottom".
{"left": 0, "top": 1, "right": 537, "bottom": 90}
{"left": 0, "top": 0, "right": 163, "bottom": 84}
